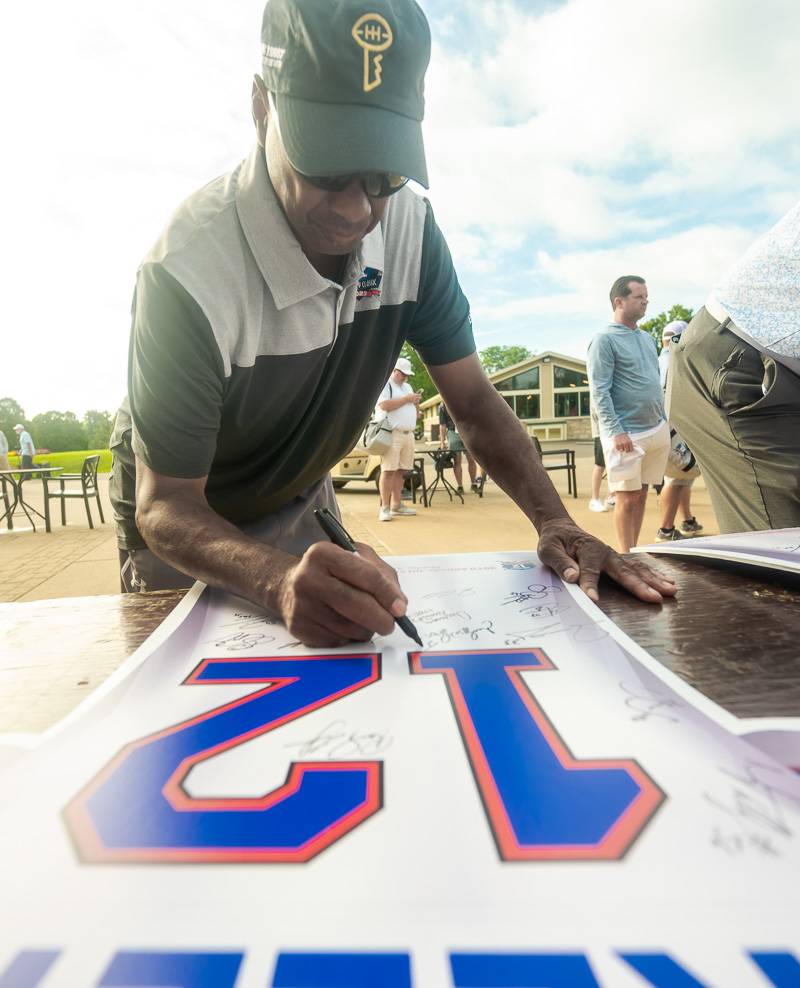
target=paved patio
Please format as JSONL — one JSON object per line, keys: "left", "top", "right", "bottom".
{"left": 0, "top": 442, "right": 719, "bottom": 603}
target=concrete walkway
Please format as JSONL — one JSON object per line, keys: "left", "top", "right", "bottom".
{"left": 0, "top": 444, "right": 719, "bottom": 603}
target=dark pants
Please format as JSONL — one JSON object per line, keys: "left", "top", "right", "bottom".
{"left": 668, "top": 306, "right": 800, "bottom": 533}
{"left": 118, "top": 476, "right": 340, "bottom": 593}
{"left": 21, "top": 455, "right": 33, "bottom": 468}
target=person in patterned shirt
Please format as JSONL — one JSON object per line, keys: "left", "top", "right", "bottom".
{"left": 667, "top": 201, "right": 800, "bottom": 533}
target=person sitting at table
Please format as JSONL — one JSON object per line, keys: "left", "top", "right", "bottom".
{"left": 14, "top": 424, "right": 35, "bottom": 468}
{"left": 439, "top": 401, "right": 482, "bottom": 494}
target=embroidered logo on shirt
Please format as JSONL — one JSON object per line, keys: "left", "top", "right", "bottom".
{"left": 357, "top": 267, "right": 383, "bottom": 299}
{"left": 351, "top": 13, "right": 393, "bottom": 92}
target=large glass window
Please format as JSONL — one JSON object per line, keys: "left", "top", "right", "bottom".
{"left": 555, "top": 392, "right": 584, "bottom": 417}
{"left": 553, "top": 365, "right": 588, "bottom": 388}
{"left": 496, "top": 367, "right": 540, "bottom": 391}
{"left": 514, "top": 394, "right": 541, "bottom": 419}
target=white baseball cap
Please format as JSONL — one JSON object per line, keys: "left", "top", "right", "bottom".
{"left": 394, "top": 357, "right": 413, "bottom": 376}
{"left": 13, "top": 424, "right": 24, "bottom": 431}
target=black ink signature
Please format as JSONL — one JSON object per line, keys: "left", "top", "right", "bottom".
{"left": 284, "top": 720, "right": 392, "bottom": 758}
{"left": 618, "top": 682, "right": 682, "bottom": 723}
{"left": 206, "top": 631, "right": 277, "bottom": 650}
{"left": 705, "top": 761, "right": 800, "bottom": 859}
{"left": 425, "top": 620, "right": 496, "bottom": 647}
{"left": 502, "top": 584, "right": 563, "bottom": 608}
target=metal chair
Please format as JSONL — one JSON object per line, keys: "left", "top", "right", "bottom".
{"left": 409, "top": 456, "right": 429, "bottom": 507}
{"left": 44, "top": 454, "right": 105, "bottom": 530}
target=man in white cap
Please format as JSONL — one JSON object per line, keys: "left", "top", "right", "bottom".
{"left": 14, "top": 424, "right": 35, "bottom": 469}
{"left": 109, "top": 0, "right": 675, "bottom": 647}
{"left": 375, "top": 356, "right": 420, "bottom": 520}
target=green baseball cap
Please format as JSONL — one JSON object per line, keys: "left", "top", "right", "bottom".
{"left": 261, "top": 0, "right": 431, "bottom": 187}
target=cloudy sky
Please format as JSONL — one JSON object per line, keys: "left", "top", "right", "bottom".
{"left": 3, "top": 0, "right": 799, "bottom": 419}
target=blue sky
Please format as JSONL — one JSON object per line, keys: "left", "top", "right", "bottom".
{"left": 2, "top": 0, "right": 799, "bottom": 417}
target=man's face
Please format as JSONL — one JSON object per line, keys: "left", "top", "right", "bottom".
{"left": 662, "top": 334, "right": 672, "bottom": 349}
{"left": 262, "top": 102, "right": 388, "bottom": 259}
{"left": 391, "top": 369, "right": 409, "bottom": 385}
{"left": 617, "top": 281, "right": 649, "bottom": 324}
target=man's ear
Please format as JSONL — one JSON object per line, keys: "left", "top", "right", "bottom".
{"left": 252, "top": 75, "right": 270, "bottom": 147}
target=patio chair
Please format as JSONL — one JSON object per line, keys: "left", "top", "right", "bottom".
{"left": 44, "top": 454, "right": 106, "bottom": 529}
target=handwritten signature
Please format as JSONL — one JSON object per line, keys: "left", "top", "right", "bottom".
{"left": 205, "top": 631, "right": 277, "bottom": 650}
{"left": 705, "top": 761, "right": 799, "bottom": 859}
{"left": 411, "top": 608, "right": 472, "bottom": 626}
{"left": 503, "top": 621, "right": 608, "bottom": 646}
{"left": 618, "top": 682, "right": 683, "bottom": 723}
{"left": 284, "top": 720, "right": 392, "bottom": 759}
{"left": 502, "top": 584, "right": 563, "bottom": 608}
{"left": 425, "top": 620, "right": 495, "bottom": 647}
{"left": 420, "top": 587, "right": 477, "bottom": 601}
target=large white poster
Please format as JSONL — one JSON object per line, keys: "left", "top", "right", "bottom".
{"left": 1, "top": 552, "right": 798, "bottom": 987}
{"left": 637, "top": 527, "right": 800, "bottom": 576}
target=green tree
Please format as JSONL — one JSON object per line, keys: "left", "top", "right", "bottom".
{"left": 479, "top": 345, "right": 534, "bottom": 374}
{"left": 399, "top": 342, "right": 436, "bottom": 401}
{"left": 83, "top": 409, "right": 114, "bottom": 449}
{"left": 30, "top": 410, "right": 88, "bottom": 452}
{"left": 640, "top": 304, "right": 694, "bottom": 353}
{"left": 0, "top": 397, "right": 26, "bottom": 446}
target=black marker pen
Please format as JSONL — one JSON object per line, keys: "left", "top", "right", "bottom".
{"left": 313, "top": 507, "right": 423, "bottom": 648}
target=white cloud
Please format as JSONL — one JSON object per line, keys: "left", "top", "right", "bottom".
{"left": 467, "top": 222, "right": 756, "bottom": 358}
{"left": 424, "top": 0, "right": 800, "bottom": 242}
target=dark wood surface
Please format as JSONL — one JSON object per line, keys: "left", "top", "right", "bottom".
{"left": 2, "top": 555, "right": 799, "bottom": 734}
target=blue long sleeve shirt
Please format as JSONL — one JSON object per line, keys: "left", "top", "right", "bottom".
{"left": 587, "top": 323, "right": 665, "bottom": 439}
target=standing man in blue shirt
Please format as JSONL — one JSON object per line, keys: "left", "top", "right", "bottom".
{"left": 588, "top": 277, "right": 670, "bottom": 553}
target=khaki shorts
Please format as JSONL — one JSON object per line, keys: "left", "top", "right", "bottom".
{"left": 603, "top": 422, "right": 670, "bottom": 492}
{"left": 382, "top": 430, "right": 415, "bottom": 471}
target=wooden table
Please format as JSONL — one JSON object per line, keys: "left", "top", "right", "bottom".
{"left": 1, "top": 557, "right": 799, "bottom": 735}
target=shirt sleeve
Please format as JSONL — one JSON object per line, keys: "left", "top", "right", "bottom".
{"left": 587, "top": 336, "right": 623, "bottom": 438}
{"left": 128, "top": 263, "right": 226, "bottom": 478}
{"left": 407, "top": 202, "right": 476, "bottom": 367}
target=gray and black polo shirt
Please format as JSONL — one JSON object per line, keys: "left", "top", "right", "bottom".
{"left": 110, "top": 145, "right": 474, "bottom": 549}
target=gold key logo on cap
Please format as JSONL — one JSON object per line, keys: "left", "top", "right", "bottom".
{"left": 351, "top": 13, "right": 393, "bottom": 92}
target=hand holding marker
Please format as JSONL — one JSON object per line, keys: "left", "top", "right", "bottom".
{"left": 313, "top": 508, "right": 423, "bottom": 647}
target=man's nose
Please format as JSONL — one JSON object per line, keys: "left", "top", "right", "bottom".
{"left": 328, "top": 178, "right": 373, "bottom": 225}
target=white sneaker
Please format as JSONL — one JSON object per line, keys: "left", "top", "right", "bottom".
{"left": 378, "top": 505, "right": 393, "bottom": 522}
{"left": 588, "top": 498, "right": 608, "bottom": 513}
{"left": 390, "top": 505, "right": 416, "bottom": 516}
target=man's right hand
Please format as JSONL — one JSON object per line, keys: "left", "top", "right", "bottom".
{"left": 408, "top": 392, "right": 421, "bottom": 405}
{"left": 613, "top": 432, "right": 634, "bottom": 453}
{"left": 276, "top": 542, "right": 408, "bottom": 647}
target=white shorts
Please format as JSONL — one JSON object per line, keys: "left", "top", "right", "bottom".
{"left": 603, "top": 422, "right": 670, "bottom": 492}
{"left": 382, "top": 430, "right": 415, "bottom": 471}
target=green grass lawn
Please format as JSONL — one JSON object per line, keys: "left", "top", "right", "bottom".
{"left": 8, "top": 449, "right": 113, "bottom": 474}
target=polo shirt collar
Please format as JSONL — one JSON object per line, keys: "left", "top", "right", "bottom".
{"left": 235, "top": 145, "right": 382, "bottom": 310}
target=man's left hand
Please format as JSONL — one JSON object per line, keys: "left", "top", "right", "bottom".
{"left": 537, "top": 518, "right": 676, "bottom": 604}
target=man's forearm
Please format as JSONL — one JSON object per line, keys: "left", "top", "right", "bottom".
{"left": 454, "top": 390, "right": 571, "bottom": 530}
{"left": 136, "top": 490, "right": 296, "bottom": 611}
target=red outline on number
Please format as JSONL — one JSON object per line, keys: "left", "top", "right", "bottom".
{"left": 64, "top": 654, "right": 382, "bottom": 863}
{"left": 410, "top": 648, "right": 664, "bottom": 861}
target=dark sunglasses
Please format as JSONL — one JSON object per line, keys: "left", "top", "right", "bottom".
{"left": 299, "top": 171, "right": 409, "bottom": 198}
